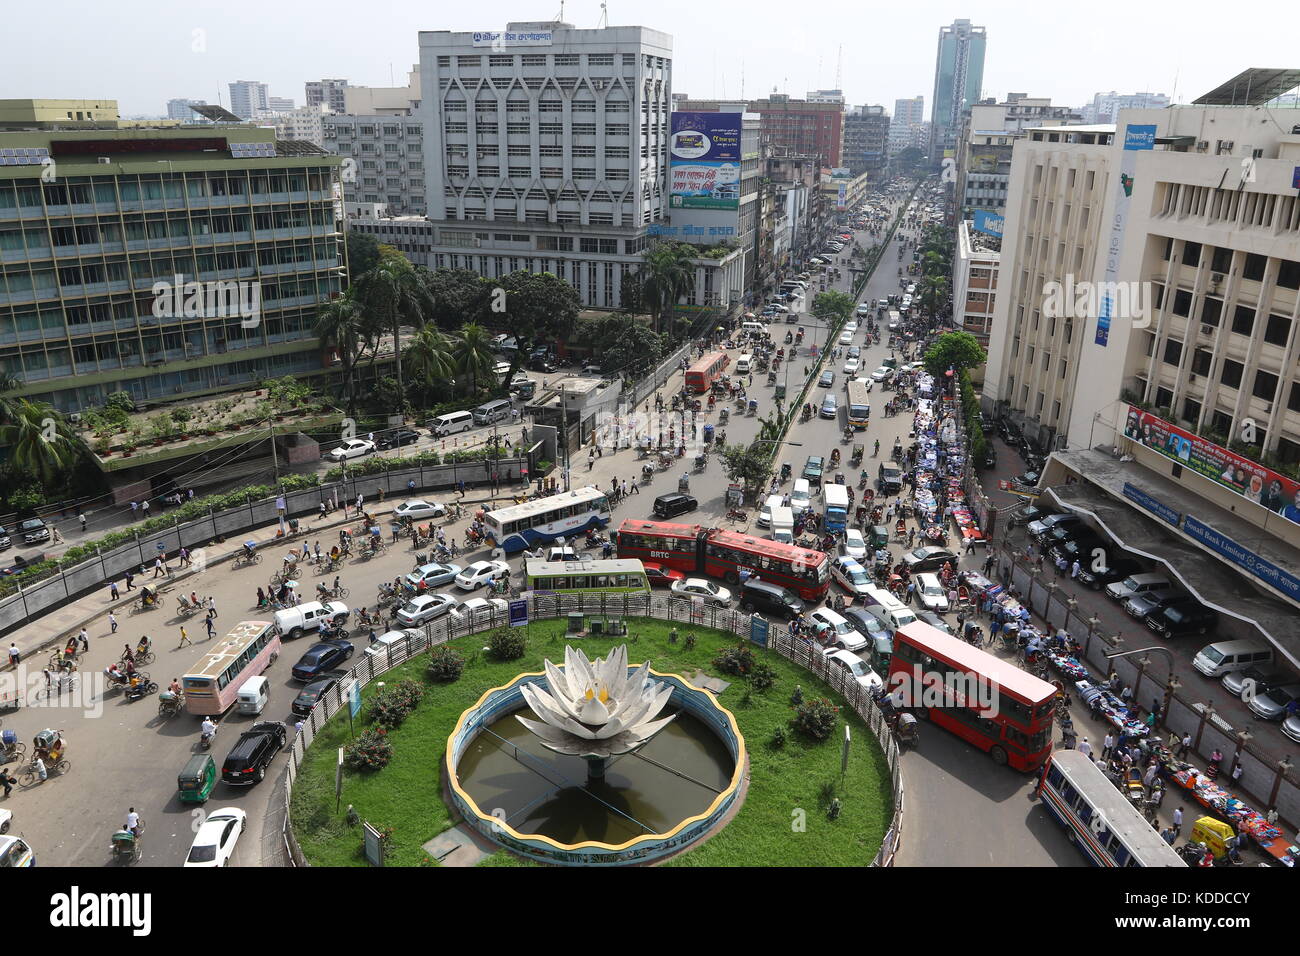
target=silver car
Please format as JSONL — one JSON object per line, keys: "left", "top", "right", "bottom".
{"left": 1246, "top": 682, "right": 1300, "bottom": 720}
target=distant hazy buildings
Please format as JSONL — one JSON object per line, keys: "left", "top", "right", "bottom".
{"left": 955, "top": 95, "right": 1081, "bottom": 217}
{"left": 166, "top": 98, "right": 207, "bottom": 122}
{"left": 1081, "top": 91, "right": 1170, "bottom": 124}
{"left": 228, "top": 80, "right": 269, "bottom": 119}
{"left": 843, "top": 104, "right": 890, "bottom": 177}
{"left": 305, "top": 79, "right": 350, "bottom": 113}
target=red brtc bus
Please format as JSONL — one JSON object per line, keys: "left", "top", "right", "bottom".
{"left": 887, "top": 621, "right": 1056, "bottom": 771}
{"left": 684, "top": 352, "right": 730, "bottom": 393}
{"left": 615, "top": 519, "right": 831, "bottom": 601}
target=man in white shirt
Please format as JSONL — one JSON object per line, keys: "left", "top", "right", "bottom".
{"left": 1076, "top": 736, "right": 1092, "bottom": 760}
{"left": 126, "top": 807, "right": 141, "bottom": 835}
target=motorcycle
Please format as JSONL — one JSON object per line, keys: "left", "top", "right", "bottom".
{"left": 694, "top": 454, "right": 708, "bottom": 473}
{"left": 726, "top": 508, "right": 748, "bottom": 522}
{"left": 199, "top": 728, "right": 216, "bottom": 751}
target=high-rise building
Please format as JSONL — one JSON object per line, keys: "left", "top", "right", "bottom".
{"left": 843, "top": 104, "right": 890, "bottom": 177}
{"left": 987, "top": 86, "right": 1300, "bottom": 669}
{"left": 677, "top": 94, "right": 843, "bottom": 168}
{"left": 930, "top": 19, "right": 986, "bottom": 164}
{"left": 347, "top": 22, "right": 753, "bottom": 313}
{"left": 894, "top": 96, "right": 926, "bottom": 127}
{"left": 0, "top": 101, "right": 345, "bottom": 411}
{"left": 228, "top": 81, "right": 269, "bottom": 119}
{"left": 166, "top": 98, "right": 207, "bottom": 122}
{"left": 1081, "top": 91, "right": 1170, "bottom": 125}
{"left": 305, "top": 79, "right": 350, "bottom": 114}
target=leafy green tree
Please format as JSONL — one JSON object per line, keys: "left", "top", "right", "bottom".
{"left": 918, "top": 275, "right": 949, "bottom": 321}
{"left": 354, "top": 253, "right": 434, "bottom": 405}
{"left": 641, "top": 242, "right": 696, "bottom": 334}
{"left": 453, "top": 322, "right": 497, "bottom": 395}
{"left": 345, "top": 231, "right": 382, "bottom": 279}
{"left": 812, "top": 290, "right": 855, "bottom": 327}
{"left": 579, "top": 315, "right": 664, "bottom": 381}
{"left": 923, "top": 331, "right": 986, "bottom": 378}
{"left": 314, "top": 289, "right": 364, "bottom": 416}
{"left": 718, "top": 442, "right": 775, "bottom": 502}
{"left": 496, "top": 270, "right": 580, "bottom": 381}
{"left": 404, "top": 325, "right": 457, "bottom": 397}
{"left": 419, "top": 268, "right": 492, "bottom": 330}
{"left": 0, "top": 396, "right": 75, "bottom": 484}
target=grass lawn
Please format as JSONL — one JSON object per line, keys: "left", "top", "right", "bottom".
{"left": 290, "top": 619, "right": 892, "bottom": 866}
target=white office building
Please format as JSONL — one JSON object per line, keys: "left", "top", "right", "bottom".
{"left": 166, "top": 98, "right": 206, "bottom": 122}
{"left": 228, "top": 80, "right": 269, "bottom": 119}
{"left": 306, "top": 79, "right": 350, "bottom": 113}
{"left": 1081, "top": 90, "right": 1170, "bottom": 125}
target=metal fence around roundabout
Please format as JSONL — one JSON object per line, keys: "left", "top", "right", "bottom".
{"left": 279, "top": 593, "right": 904, "bottom": 868}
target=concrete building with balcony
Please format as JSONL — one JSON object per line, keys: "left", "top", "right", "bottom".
{"left": 678, "top": 94, "right": 843, "bottom": 169}
{"left": 955, "top": 96, "right": 1081, "bottom": 219}
{"left": 306, "top": 79, "right": 350, "bottom": 114}
{"left": 0, "top": 102, "right": 345, "bottom": 412}
{"left": 954, "top": 219, "right": 1000, "bottom": 348}
{"left": 228, "top": 81, "right": 270, "bottom": 120}
{"left": 256, "top": 104, "right": 330, "bottom": 147}
{"left": 843, "top": 104, "right": 890, "bottom": 178}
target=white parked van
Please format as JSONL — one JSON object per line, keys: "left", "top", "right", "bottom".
{"left": 236, "top": 676, "right": 270, "bottom": 715}
{"left": 735, "top": 354, "right": 753, "bottom": 375}
{"left": 758, "top": 493, "right": 783, "bottom": 529}
{"left": 1192, "top": 640, "right": 1273, "bottom": 678}
{"left": 740, "top": 321, "right": 765, "bottom": 336}
{"left": 429, "top": 410, "right": 474, "bottom": 437}
{"left": 770, "top": 506, "right": 795, "bottom": 544}
{"left": 472, "top": 399, "right": 512, "bottom": 426}
{"left": 790, "top": 479, "right": 812, "bottom": 515}
{"left": 860, "top": 586, "right": 918, "bottom": 633}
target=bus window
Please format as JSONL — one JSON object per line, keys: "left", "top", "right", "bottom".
{"left": 553, "top": 576, "right": 569, "bottom": 589}
{"left": 572, "top": 576, "right": 590, "bottom": 589}
{"left": 1047, "top": 766, "right": 1064, "bottom": 789}
{"left": 1076, "top": 803, "right": 1093, "bottom": 825}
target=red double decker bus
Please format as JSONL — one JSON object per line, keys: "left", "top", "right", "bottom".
{"left": 614, "top": 519, "right": 831, "bottom": 601}
{"left": 887, "top": 621, "right": 1056, "bottom": 772}
{"left": 683, "top": 352, "right": 730, "bottom": 393}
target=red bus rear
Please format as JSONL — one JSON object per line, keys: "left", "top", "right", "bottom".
{"left": 701, "top": 529, "right": 830, "bottom": 601}
{"left": 887, "top": 621, "right": 1056, "bottom": 772}
{"left": 684, "top": 352, "right": 730, "bottom": 393}
{"left": 615, "top": 519, "right": 704, "bottom": 573}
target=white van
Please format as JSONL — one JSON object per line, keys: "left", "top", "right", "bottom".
{"left": 473, "top": 399, "right": 512, "bottom": 426}
{"left": 860, "top": 586, "right": 918, "bottom": 633}
{"left": 790, "top": 479, "right": 812, "bottom": 515}
{"left": 740, "top": 321, "right": 765, "bottom": 336}
{"left": 429, "top": 410, "right": 474, "bottom": 437}
{"left": 770, "top": 506, "right": 794, "bottom": 544}
{"left": 365, "top": 628, "right": 420, "bottom": 659}
{"left": 735, "top": 354, "right": 754, "bottom": 375}
{"left": 236, "top": 676, "right": 270, "bottom": 715}
{"left": 274, "top": 600, "right": 349, "bottom": 640}
{"left": 1192, "top": 640, "right": 1273, "bottom": 678}
{"left": 758, "top": 493, "right": 783, "bottom": 529}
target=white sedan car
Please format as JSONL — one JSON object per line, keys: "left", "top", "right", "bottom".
{"left": 395, "top": 593, "right": 459, "bottom": 626}
{"left": 855, "top": 303, "right": 871, "bottom": 316}
{"left": 838, "top": 330, "right": 853, "bottom": 346}
{"left": 808, "top": 607, "right": 868, "bottom": 652}
{"left": 826, "top": 650, "right": 884, "bottom": 692}
{"left": 842, "top": 528, "right": 868, "bottom": 561}
{"left": 842, "top": 358, "right": 860, "bottom": 375}
{"left": 184, "top": 807, "right": 247, "bottom": 867}
{"left": 455, "top": 560, "right": 511, "bottom": 591}
{"left": 394, "top": 499, "right": 446, "bottom": 521}
{"left": 855, "top": 376, "right": 874, "bottom": 392}
{"left": 844, "top": 321, "right": 858, "bottom": 334}
{"left": 870, "top": 367, "right": 892, "bottom": 382}
{"left": 327, "top": 438, "right": 376, "bottom": 462}
{"left": 671, "top": 578, "right": 732, "bottom": 606}
{"left": 450, "top": 597, "right": 509, "bottom": 625}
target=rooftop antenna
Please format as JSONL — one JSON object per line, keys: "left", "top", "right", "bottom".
{"left": 740, "top": 59, "right": 745, "bottom": 101}
{"left": 597, "top": 2, "right": 608, "bottom": 28}
{"left": 835, "top": 44, "right": 843, "bottom": 92}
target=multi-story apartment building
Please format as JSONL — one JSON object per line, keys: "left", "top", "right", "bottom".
{"left": 306, "top": 79, "right": 350, "bottom": 114}
{"left": 806, "top": 90, "right": 845, "bottom": 105}
{"left": 843, "top": 104, "right": 890, "bottom": 177}
{"left": 268, "top": 97, "right": 295, "bottom": 112}
{"left": 256, "top": 104, "right": 329, "bottom": 148}
{"left": 953, "top": 218, "right": 1000, "bottom": 348}
{"left": 930, "top": 19, "right": 986, "bottom": 165}
{"left": 228, "top": 81, "right": 270, "bottom": 120}
{"left": 955, "top": 96, "right": 1081, "bottom": 218}
{"left": 326, "top": 114, "right": 427, "bottom": 216}
{"left": 1080, "top": 90, "right": 1170, "bottom": 125}
{"left": 990, "top": 84, "right": 1300, "bottom": 670}
{"left": 0, "top": 101, "right": 345, "bottom": 412}
{"left": 678, "top": 95, "right": 843, "bottom": 168}
{"left": 347, "top": 22, "right": 749, "bottom": 313}
{"left": 166, "top": 98, "right": 207, "bottom": 122}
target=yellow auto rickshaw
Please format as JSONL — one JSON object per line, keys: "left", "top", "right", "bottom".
{"left": 1190, "top": 816, "right": 1236, "bottom": 861}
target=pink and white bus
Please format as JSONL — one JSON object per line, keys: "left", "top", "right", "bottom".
{"left": 182, "top": 620, "right": 281, "bottom": 716}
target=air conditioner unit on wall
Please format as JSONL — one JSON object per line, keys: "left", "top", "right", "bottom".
{"left": 1201, "top": 325, "right": 1215, "bottom": 337}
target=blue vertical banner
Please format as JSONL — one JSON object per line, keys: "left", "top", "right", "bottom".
{"left": 1095, "top": 123, "right": 1156, "bottom": 347}
{"left": 749, "top": 615, "right": 770, "bottom": 648}
{"left": 509, "top": 599, "right": 528, "bottom": 628}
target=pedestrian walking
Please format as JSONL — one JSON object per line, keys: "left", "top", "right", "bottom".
{"left": 630, "top": 476, "right": 640, "bottom": 495}
{"left": 109, "top": 580, "right": 120, "bottom": 601}
{"left": 1077, "top": 736, "right": 1092, "bottom": 760}
{"left": 177, "top": 626, "right": 193, "bottom": 649}
{"left": 78, "top": 511, "right": 87, "bottom": 532}
{"left": 0, "top": 768, "right": 16, "bottom": 798}
{"left": 141, "top": 500, "right": 150, "bottom": 517}
{"left": 7, "top": 642, "right": 19, "bottom": 669}
{"left": 180, "top": 546, "right": 191, "bottom": 568}
{"left": 206, "top": 596, "right": 216, "bottom": 617}
{"left": 355, "top": 493, "right": 364, "bottom": 513}
{"left": 1102, "top": 732, "right": 1115, "bottom": 761}
{"left": 78, "top": 627, "right": 88, "bottom": 652}
{"left": 109, "top": 612, "right": 118, "bottom": 634}
{"left": 34, "top": 757, "right": 47, "bottom": 782}
{"left": 1172, "top": 806, "right": 1183, "bottom": 838}
{"left": 1231, "top": 762, "right": 1244, "bottom": 787}
{"left": 130, "top": 501, "right": 139, "bottom": 519}
{"left": 205, "top": 616, "right": 215, "bottom": 640}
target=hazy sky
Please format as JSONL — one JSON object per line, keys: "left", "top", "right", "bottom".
{"left": 3, "top": 0, "right": 1296, "bottom": 117}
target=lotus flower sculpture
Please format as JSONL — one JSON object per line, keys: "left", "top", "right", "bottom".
{"left": 517, "top": 645, "right": 676, "bottom": 774}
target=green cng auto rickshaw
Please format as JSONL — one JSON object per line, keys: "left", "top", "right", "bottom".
{"left": 177, "top": 753, "right": 217, "bottom": 804}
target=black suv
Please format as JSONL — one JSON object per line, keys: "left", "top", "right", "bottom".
{"left": 1147, "top": 599, "right": 1218, "bottom": 638}
{"left": 652, "top": 493, "right": 698, "bottom": 519}
{"left": 738, "top": 579, "right": 804, "bottom": 620}
{"left": 1076, "top": 556, "right": 1143, "bottom": 590}
{"left": 221, "top": 722, "right": 287, "bottom": 786}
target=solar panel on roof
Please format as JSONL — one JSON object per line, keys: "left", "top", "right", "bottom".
{"left": 0, "top": 147, "right": 50, "bottom": 166}
{"left": 1192, "top": 68, "right": 1300, "bottom": 106}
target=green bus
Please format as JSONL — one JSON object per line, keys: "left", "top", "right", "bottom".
{"left": 525, "top": 558, "right": 650, "bottom": 595}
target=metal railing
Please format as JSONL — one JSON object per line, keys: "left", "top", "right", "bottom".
{"left": 278, "top": 594, "right": 904, "bottom": 867}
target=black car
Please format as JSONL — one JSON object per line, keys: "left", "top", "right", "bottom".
{"left": 803, "top": 456, "right": 824, "bottom": 484}
{"left": 877, "top": 463, "right": 903, "bottom": 495}
{"left": 1123, "top": 588, "right": 1181, "bottom": 620}
{"left": 291, "top": 672, "right": 346, "bottom": 717}
{"left": 1030, "top": 514, "right": 1082, "bottom": 544}
{"left": 379, "top": 427, "right": 422, "bottom": 450}
{"left": 1047, "top": 523, "right": 1098, "bottom": 555}
{"left": 652, "top": 493, "right": 698, "bottom": 519}
{"left": 221, "top": 722, "right": 287, "bottom": 786}
{"left": 1076, "top": 556, "right": 1143, "bottom": 589}
{"left": 528, "top": 356, "right": 557, "bottom": 373}
{"left": 901, "top": 547, "right": 958, "bottom": 573}
{"left": 738, "top": 579, "right": 804, "bottom": 620}
{"left": 1147, "top": 599, "right": 1218, "bottom": 637}
{"left": 290, "top": 639, "right": 355, "bottom": 681}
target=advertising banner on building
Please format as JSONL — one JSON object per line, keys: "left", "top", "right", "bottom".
{"left": 1182, "top": 516, "right": 1300, "bottom": 602}
{"left": 669, "top": 112, "right": 742, "bottom": 210}
{"left": 1124, "top": 405, "right": 1300, "bottom": 525}
{"left": 1096, "top": 123, "right": 1156, "bottom": 346}
{"left": 971, "top": 210, "right": 1004, "bottom": 237}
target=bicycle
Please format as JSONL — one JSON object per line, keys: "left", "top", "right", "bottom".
{"left": 20, "top": 756, "right": 70, "bottom": 787}
{"left": 330, "top": 585, "right": 350, "bottom": 600}
{"left": 36, "top": 673, "right": 78, "bottom": 702}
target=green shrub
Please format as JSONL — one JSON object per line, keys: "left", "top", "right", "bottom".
{"left": 749, "top": 661, "right": 776, "bottom": 693}
{"left": 488, "top": 627, "right": 526, "bottom": 661}
{"left": 771, "top": 725, "right": 787, "bottom": 748}
{"left": 368, "top": 679, "right": 425, "bottom": 727}
{"left": 713, "top": 642, "right": 755, "bottom": 677}
{"left": 427, "top": 646, "right": 465, "bottom": 683}
{"left": 791, "top": 696, "right": 839, "bottom": 741}
{"left": 343, "top": 727, "right": 393, "bottom": 771}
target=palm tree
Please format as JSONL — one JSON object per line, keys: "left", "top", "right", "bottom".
{"left": 0, "top": 396, "right": 74, "bottom": 484}
{"left": 314, "top": 290, "right": 363, "bottom": 416}
{"left": 404, "top": 325, "right": 457, "bottom": 393}
{"left": 354, "top": 254, "right": 434, "bottom": 405}
{"left": 640, "top": 243, "right": 696, "bottom": 334}
{"left": 919, "top": 275, "right": 950, "bottom": 323}
{"left": 453, "top": 323, "right": 497, "bottom": 395}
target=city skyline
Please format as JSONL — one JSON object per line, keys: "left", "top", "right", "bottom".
{"left": 2, "top": 0, "right": 1292, "bottom": 119}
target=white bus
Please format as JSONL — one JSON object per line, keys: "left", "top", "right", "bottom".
{"left": 484, "top": 486, "right": 612, "bottom": 555}
{"left": 1036, "top": 749, "right": 1185, "bottom": 867}
{"left": 846, "top": 380, "right": 872, "bottom": 429}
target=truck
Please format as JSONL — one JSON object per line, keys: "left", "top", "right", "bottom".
{"left": 823, "top": 483, "right": 850, "bottom": 534}
{"left": 887, "top": 310, "right": 901, "bottom": 331}
{"left": 770, "top": 506, "right": 795, "bottom": 545}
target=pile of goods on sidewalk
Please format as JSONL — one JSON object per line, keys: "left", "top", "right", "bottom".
{"left": 1169, "top": 766, "right": 1297, "bottom": 865}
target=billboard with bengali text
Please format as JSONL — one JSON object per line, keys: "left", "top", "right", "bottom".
{"left": 670, "top": 112, "right": 742, "bottom": 210}
{"left": 1124, "top": 405, "right": 1300, "bottom": 525}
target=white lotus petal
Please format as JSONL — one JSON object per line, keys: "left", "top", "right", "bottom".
{"left": 577, "top": 694, "right": 612, "bottom": 725}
